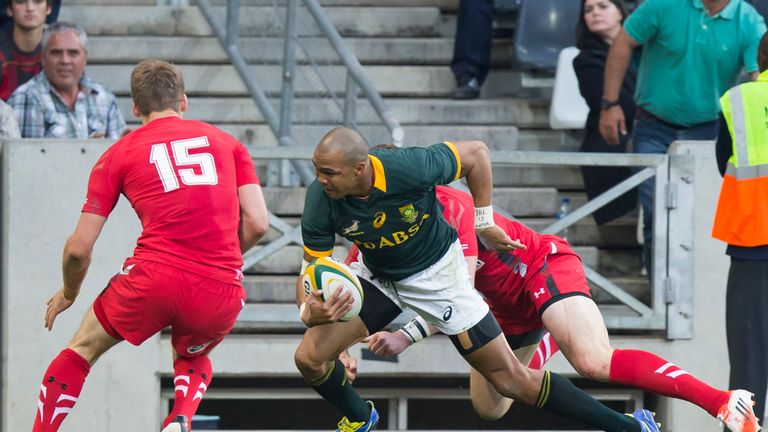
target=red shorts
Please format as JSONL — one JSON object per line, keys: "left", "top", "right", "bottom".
{"left": 491, "top": 247, "right": 591, "bottom": 344}
{"left": 92, "top": 259, "right": 245, "bottom": 357}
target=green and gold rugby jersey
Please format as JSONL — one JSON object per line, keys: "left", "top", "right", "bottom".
{"left": 302, "top": 142, "right": 462, "bottom": 280}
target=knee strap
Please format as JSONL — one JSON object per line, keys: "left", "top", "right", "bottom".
{"left": 449, "top": 311, "right": 502, "bottom": 356}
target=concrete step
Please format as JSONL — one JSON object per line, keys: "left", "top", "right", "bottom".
{"left": 69, "top": 0, "right": 459, "bottom": 11}
{"left": 91, "top": 64, "right": 522, "bottom": 97}
{"left": 251, "top": 160, "right": 583, "bottom": 189}
{"left": 243, "top": 237, "right": 638, "bottom": 277}
{"left": 523, "top": 218, "right": 639, "bottom": 248}
{"left": 88, "top": 36, "right": 513, "bottom": 66}
{"left": 230, "top": 126, "right": 577, "bottom": 153}
{"left": 60, "top": 6, "right": 442, "bottom": 37}
{"left": 590, "top": 276, "right": 650, "bottom": 305}
{"left": 261, "top": 186, "right": 559, "bottom": 217}
{"left": 243, "top": 275, "right": 650, "bottom": 305}
{"left": 232, "top": 279, "right": 648, "bottom": 333}
{"left": 116, "top": 97, "right": 550, "bottom": 127}
{"left": 192, "top": 0, "right": 461, "bottom": 10}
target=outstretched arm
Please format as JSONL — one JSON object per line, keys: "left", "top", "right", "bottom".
{"left": 452, "top": 140, "right": 524, "bottom": 252}
{"left": 45, "top": 212, "right": 107, "bottom": 330}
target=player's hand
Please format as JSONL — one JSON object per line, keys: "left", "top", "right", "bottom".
{"left": 364, "top": 331, "right": 411, "bottom": 357}
{"left": 598, "top": 105, "right": 626, "bottom": 145}
{"left": 338, "top": 349, "right": 358, "bottom": 383}
{"left": 301, "top": 289, "right": 353, "bottom": 327}
{"left": 476, "top": 225, "right": 526, "bottom": 252}
{"left": 44, "top": 288, "right": 75, "bottom": 331}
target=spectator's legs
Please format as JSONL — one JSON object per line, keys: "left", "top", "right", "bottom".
{"left": 726, "top": 258, "right": 768, "bottom": 427}
{"left": 632, "top": 118, "right": 676, "bottom": 279}
{"left": 451, "top": 0, "right": 494, "bottom": 98}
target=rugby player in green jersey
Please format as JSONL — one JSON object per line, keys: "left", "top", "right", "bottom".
{"left": 293, "top": 127, "right": 660, "bottom": 432}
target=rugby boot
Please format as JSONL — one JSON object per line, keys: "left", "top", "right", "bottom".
{"left": 629, "top": 409, "right": 661, "bottom": 432}
{"left": 336, "top": 401, "right": 379, "bottom": 432}
{"left": 161, "top": 415, "right": 189, "bottom": 432}
{"left": 718, "top": 389, "right": 761, "bottom": 432}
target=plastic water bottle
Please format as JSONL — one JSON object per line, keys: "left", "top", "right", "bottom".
{"left": 556, "top": 197, "right": 571, "bottom": 241}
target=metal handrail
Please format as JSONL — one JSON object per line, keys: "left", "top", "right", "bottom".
{"left": 302, "top": 0, "right": 404, "bottom": 146}
{"left": 196, "top": 0, "right": 404, "bottom": 158}
{"left": 196, "top": 0, "right": 316, "bottom": 185}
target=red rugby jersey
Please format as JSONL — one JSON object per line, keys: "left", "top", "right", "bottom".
{"left": 82, "top": 116, "right": 260, "bottom": 284}
{"left": 435, "top": 186, "right": 576, "bottom": 306}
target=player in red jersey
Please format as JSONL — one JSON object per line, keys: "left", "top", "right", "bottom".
{"left": 359, "top": 185, "right": 760, "bottom": 432}
{"left": 31, "top": 59, "right": 269, "bottom": 432}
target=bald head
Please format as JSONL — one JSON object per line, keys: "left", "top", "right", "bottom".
{"left": 316, "top": 127, "right": 369, "bottom": 167}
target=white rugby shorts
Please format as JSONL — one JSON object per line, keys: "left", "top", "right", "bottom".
{"left": 349, "top": 240, "right": 489, "bottom": 335}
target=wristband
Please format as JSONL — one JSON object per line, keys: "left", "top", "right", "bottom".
{"left": 474, "top": 205, "right": 495, "bottom": 229}
{"left": 398, "top": 315, "right": 429, "bottom": 345}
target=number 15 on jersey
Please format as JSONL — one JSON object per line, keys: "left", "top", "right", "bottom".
{"left": 150, "top": 136, "right": 219, "bottom": 193}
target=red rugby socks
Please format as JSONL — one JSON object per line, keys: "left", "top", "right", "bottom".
{"left": 32, "top": 348, "right": 90, "bottom": 432}
{"left": 609, "top": 349, "right": 729, "bottom": 417}
{"left": 528, "top": 332, "right": 560, "bottom": 370}
{"left": 163, "top": 355, "right": 213, "bottom": 429}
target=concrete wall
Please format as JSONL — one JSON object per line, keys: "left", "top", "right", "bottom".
{"left": 1, "top": 139, "right": 735, "bottom": 431}
{"left": 1, "top": 140, "right": 159, "bottom": 432}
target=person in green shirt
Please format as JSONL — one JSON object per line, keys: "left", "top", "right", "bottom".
{"left": 293, "top": 127, "right": 662, "bottom": 432}
{"left": 598, "top": 0, "right": 766, "bottom": 277}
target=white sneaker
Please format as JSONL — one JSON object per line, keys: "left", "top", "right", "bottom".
{"left": 717, "top": 389, "right": 761, "bottom": 432}
{"left": 161, "top": 415, "right": 189, "bottom": 432}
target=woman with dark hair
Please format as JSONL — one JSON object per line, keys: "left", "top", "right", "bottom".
{"left": 574, "top": 0, "right": 638, "bottom": 225}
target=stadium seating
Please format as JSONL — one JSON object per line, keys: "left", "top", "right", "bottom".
{"left": 514, "top": 0, "right": 580, "bottom": 71}
{"left": 549, "top": 46, "right": 589, "bottom": 130}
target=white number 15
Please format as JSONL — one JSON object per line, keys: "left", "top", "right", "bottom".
{"left": 150, "top": 137, "right": 218, "bottom": 193}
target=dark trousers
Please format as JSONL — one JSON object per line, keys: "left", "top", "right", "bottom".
{"left": 450, "top": 0, "right": 493, "bottom": 85}
{"left": 632, "top": 112, "right": 718, "bottom": 278}
{"left": 726, "top": 258, "right": 768, "bottom": 426}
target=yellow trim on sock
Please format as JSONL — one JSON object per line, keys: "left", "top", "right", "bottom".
{"left": 311, "top": 360, "right": 337, "bottom": 387}
{"left": 536, "top": 370, "right": 551, "bottom": 408}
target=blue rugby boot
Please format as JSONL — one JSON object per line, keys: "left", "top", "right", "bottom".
{"left": 336, "top": 401, "right": 379, "bottom": 432}
{"left": 630, "top": 409, "right": 661, "bottom": 432}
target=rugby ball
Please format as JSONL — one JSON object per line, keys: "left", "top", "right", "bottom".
{"left": 302, "top": 257, "right": 364, "bottom": 322}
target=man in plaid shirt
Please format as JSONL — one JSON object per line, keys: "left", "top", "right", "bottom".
{"left": 8, "top": 21, "right": 126, "bottom": 139}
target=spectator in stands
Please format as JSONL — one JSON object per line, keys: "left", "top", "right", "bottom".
{"left": 599, "top": 0, "right": 766, "bottom": 277}
{"left": 0, "top": 0, "right": 52, "bottom": 100}
{"left": 574, "top": 0, "right": 638, "bottom": 225}
{"left": 713, "top": 31, "right": 768, "bottom": 429}
{"left": 9, "top": 21, "right": 126, "bottom": 139}
{"left": 450, "top": 0, "right": 493, "bottom": 99}
{"left": 0, "top": 0, "right": 59, "bottom": 31}
{"left": 0, "top": 99, "right": 20, "bottom": 137}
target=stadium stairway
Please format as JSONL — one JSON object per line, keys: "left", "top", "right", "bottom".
{"left": 63, "top": 0, "right": 649, "bottom": 428}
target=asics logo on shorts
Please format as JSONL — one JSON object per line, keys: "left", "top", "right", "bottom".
{"left": 187, "top": 341, "right": 212, "bottom": 354}
{"left": 443, "top": 306, "right": 453, "bottom": 321}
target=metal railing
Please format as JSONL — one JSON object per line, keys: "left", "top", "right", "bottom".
{"left": 196, "top": 0, "right": 404, "bottom": 186}
{"left": 241, "top": 147, "right": 696, "bottom": 339}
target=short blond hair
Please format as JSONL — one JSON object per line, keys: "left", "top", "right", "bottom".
{"left": 130, "top": 59, "right": 185, "bottom": 116}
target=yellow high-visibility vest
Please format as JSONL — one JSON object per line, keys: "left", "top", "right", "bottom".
{"left": 713, "top": 70, "right": 768, "bottom": 246}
